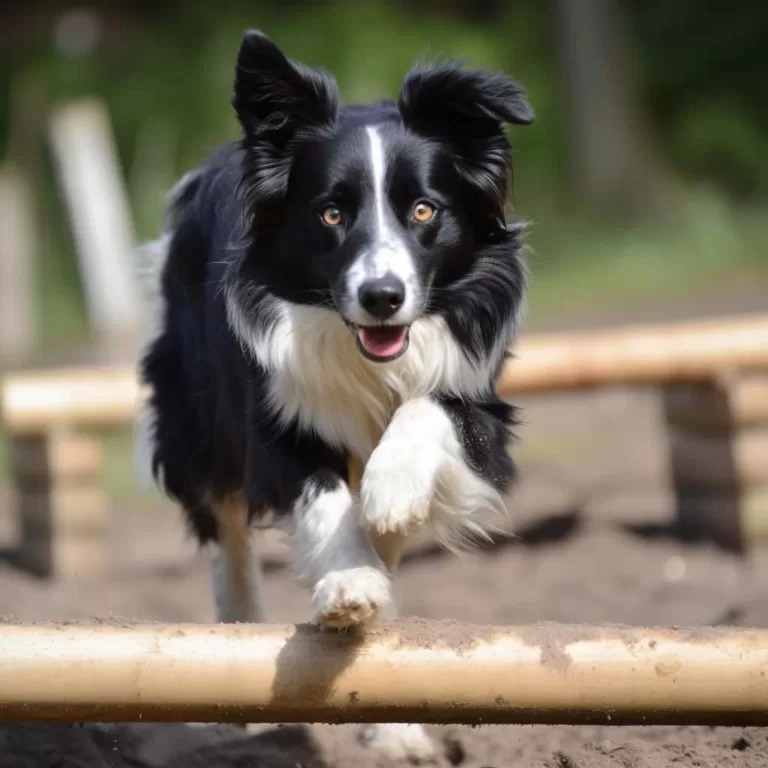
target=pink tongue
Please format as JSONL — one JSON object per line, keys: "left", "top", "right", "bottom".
{"left": 360, "top": 326, "right": 408, "bottom": 359}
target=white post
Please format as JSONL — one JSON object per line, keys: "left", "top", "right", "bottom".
{"left": 48, "top": 100, "right": 141, "bottom": 359}
{"left": 0, "top": 166, "right": 38, "bottom": 366}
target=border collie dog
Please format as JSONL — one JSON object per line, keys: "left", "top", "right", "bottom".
{"left": 139, "top": 30, "right": 532, "bottom": 760}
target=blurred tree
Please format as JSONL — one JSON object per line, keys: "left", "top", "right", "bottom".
{"left": 0, "top": 0, "right": 764, "bottom": 351}
{"left": 631, "top": 0, "right": 768, "bottom": 198}
{"left": 411, "top": 0, "right": 503, "bottom": 22}
{"left": 557, "top": 0, "right": 681, "bottom": 217}
{"left": 1, "top": 0, "right": 766, "bottom": 226}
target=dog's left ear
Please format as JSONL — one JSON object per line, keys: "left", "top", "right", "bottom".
{"left": 399, "top": 62, "right": 533, "bottom": 226}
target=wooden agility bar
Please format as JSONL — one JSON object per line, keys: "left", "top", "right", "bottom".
{"left": 2, "top": 312, "right": 767, "bottom": 575}
{"left": 1, "top": 365, "right": 142, "bottom": 435}
{"left": 496, "top": 313, "right": 768, "bottom": 396}
{"left": 3, "top": 313, "right": 768, "bottom": 434}
{"left": 0, "top": 620, "right": 767, "bottom": 725}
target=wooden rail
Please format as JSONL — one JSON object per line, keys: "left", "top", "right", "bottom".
{"left": 498, "top": 313, "right": 768, "bottom": 394}
{"left": 1, "top": 312, "right": 767, "bottom": 576}
{"left": 3, "top": 313, "right": 768, "bottom": 433}
{"left": 0, "top": 620, "right": 767, "bottom": 725}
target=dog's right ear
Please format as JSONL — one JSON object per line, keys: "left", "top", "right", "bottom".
{"left": 233, "top": 30, "right": 339, "bottom": 151}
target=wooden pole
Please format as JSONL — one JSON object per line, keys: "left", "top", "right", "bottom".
{"left": 2, "top": 314, "right": 767, "bottom": 576}
{"left": 1, "top": 365, "right": 142, "bottom": 434}
{"left": 0, "top": 166, "right": 38, "bottom": 365}
{"left": 0, "top": 621, "right": 766, "bottom": 725}
{"left": 4, "top": 314, "right": 768, "bottom": 433}
{"left": 49, "top": 100, "right": 141, "bottom": 359}
{"left": 0, "top": 73, "right": 46, "bottom": 366}
{"left": 496, "top": 314, "right": 768, "bottom": 397}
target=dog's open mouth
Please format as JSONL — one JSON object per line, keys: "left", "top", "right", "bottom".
{"left": 354, "top": 325, "right": 410, "bottom": 362}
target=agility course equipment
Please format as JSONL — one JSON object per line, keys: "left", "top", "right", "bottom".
{"left": 496, "top": 313, "right": 768, "bottom": 395}
{"left": 2, "top": 312, "right": 768, "bottom": 576}
{"left": 4, "top": 314, "right": 768, "bottom": 434}
{"left": 0, "top": 620, "right": 766, "bottom": 725}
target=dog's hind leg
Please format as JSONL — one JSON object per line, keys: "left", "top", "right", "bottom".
{"left": 211, "top": 494, "right": 265, "bottom": 624}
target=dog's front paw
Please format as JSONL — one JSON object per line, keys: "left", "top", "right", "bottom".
{"left": 360, "top": 723, "right": 438, "bottom": 764}
{"left": 312, "top": 567, "right": 393, "bottom": 630}
{"left": 360, "top": 443, "right": 436, "bottom": 536}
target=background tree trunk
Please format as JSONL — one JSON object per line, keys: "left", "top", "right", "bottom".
{"left": 557, "top": 0, "right": 681, "bottom": 217}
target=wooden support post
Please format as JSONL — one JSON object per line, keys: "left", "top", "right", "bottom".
{"left": 10, "top": 428, "right": 106, "bottom": 578}
{"left": 3, "top": 313, "right": 768, "bottom": 576}
{"left": 663, "top": 373, "right": 768, "bottom": 550}
{"left": 0, "top": 166, "right": 38, "bottom": 366}
{"left": 49, "top": 100, "right": 141, "bottom": 360}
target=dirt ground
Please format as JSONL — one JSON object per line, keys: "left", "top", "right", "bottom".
{"left": 1, "top": 382, "right": 768, "bottom": 766}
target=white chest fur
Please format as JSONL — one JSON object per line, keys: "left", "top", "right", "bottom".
{"left": 227, "top": 302, "right": 505, "bottom": 460}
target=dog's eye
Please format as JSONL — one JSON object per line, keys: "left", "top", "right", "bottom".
{"left": 321, "top": 206, "right": 343, "bottom": 227}
{"left": 411, "top": 201, "right": 436, "bottom": 223}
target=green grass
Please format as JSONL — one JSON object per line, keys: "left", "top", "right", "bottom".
{"left": 103, "top": 427, "right": 163, "bottom": 503}
{"left": 31, "top": 185, "right": 768, "bottom": 355}
{"left": 524, "top": 192, "right": 768, "bottom": 325}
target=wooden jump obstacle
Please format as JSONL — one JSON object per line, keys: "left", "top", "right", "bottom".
{"left": 0, "top": 619, "right": 767, "bottom": 726}
{"left": 2, "top": 313, "right": 768, "bottom": 577}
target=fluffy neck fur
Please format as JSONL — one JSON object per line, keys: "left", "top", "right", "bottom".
{"left": 225, "top": 295, "right": 513, "bottom": 461}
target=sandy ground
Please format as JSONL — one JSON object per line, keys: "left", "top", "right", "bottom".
{"left": 0, "top": 524, "right": 766, "bottom": 767}
{"left": 0, "top": 383, "right": 767, "bottom": 765}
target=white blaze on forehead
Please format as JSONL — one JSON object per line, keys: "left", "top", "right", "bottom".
{"left": 343, "top": 126, "right": 418, "bottom": 322}
{"left": 366, "top": 125, "right": 390, "bottom": 243}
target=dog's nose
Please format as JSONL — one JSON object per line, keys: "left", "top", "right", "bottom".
{"left": 358, "top": 276, "right": 405, "bottom": 319}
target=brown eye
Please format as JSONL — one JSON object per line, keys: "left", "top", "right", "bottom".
{"left": 412, "top": 201, "right": 436, "bottom": 223}
{"left": 321, "top": 206, "right": 343, "bottom": 226}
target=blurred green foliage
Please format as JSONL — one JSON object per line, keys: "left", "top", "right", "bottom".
{"left": 0, "top": 0, "right": 765, "bottom": 352}
{"left": 9, "top": 1, "right": 561, "bottom": 239}
{"left": 632, "top": 0, "right": 768, "bottom": 198}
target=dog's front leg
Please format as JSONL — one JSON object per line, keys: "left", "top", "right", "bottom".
{"left": 360, "top": 397, "right": 454, "bottom": 537}
{"left": 361, "top": 395, "right": 511, "bottom": 551}
{"left": 293, "top": 467, "right": 437, "bottom": 762}
{"left": 293, "top": 469, "right": 393, "bottom": 630}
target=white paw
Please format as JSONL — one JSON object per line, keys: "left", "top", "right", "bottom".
{"left": 360, "top": 723, "right": 438, "bottom": 764}
{"left": 312, "top": 567, "right": 393, "bottom": 630}
{"left": 361, "top": 443, "right": 437, "bottom": 536}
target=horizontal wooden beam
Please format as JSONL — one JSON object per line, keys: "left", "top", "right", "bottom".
{"left": 0, "top": 620, "right": 767, "bottom": 725}
{"left": 497, "top": 313, "right": 768, "bottom": 396}
{"left": 1, "top": 365, "right": 142, "bottom": 434}
{"left": 3, "top": 313, "right": 768, "bottom": 434}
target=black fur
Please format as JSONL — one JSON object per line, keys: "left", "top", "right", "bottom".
{"left": 140, "top": 31, "right": 532, "bottom": 543}
{"left": 436, "top": 397, "right": 517, "bottom": 491}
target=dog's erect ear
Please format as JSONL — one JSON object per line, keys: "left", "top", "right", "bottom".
{"left": 233, "top": 30, "right": 339, "bottom": 149}
{"left": 399, "top": 62, "right": 533, "bottom": 132}
{"left": 399, "top": 62, "right": 533, "bottom": 223}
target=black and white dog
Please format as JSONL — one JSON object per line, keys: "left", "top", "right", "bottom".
{"left": 138, "top": 30, "right": 532, "bottom": 760}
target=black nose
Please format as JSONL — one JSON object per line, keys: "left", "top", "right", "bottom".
{"left": 358, "top": 276, "right": 405, "bottom": 319}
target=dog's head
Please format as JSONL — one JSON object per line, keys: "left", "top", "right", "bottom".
{"left": 233, "top": 31, "right": 533, "bottom": 363}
